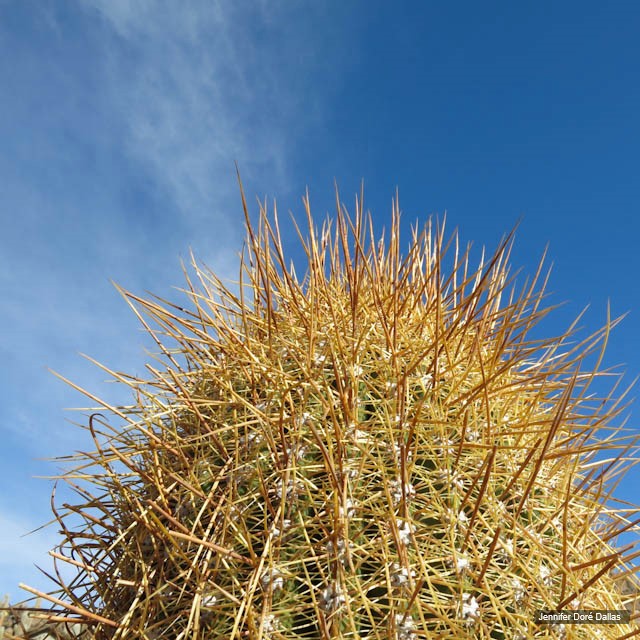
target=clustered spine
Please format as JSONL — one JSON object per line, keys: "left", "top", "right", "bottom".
{"left": 18, "top": 188, "right": 640, "bottom": 639}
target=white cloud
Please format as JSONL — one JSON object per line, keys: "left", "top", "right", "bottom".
{"left": 83, "top": 0, "right": 315, "bottom": 230}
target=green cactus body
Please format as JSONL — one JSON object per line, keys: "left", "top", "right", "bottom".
{"left": 23, "top": 190, "right": 640, "bottom": 639}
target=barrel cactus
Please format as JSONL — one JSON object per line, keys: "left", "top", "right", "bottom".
{"left": 22, "top": 187, "right": 640, "bottom": 638}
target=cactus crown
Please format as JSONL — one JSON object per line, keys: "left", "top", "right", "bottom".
{"left": 21, "top": 187, "right": 640, "bottom": 638}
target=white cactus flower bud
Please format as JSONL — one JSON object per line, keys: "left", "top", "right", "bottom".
{"left": 447, "top": 553, "right": 471, "bottom": 575}
{"left": 260, "top": 568, "right": 284, "bottom": 593}
{"left": 395, "top": 518, "right": 413, "bottom": 546}
{"left": 460, "top": 593, "right": 480, "bottom": 627}
{"left": 326, "top": 537, "right": 351, "bottom": 563}
{"left": 270, "top": 518, "right": 292, "bottom": 538}
{"left": 511, "top": 577, "right": 526, "bottom": 605}
{"left": 389, "top": 562, "right": 415, "bottom": 587}
{"left": 395, "top": 613, "right": 416, "bottom": 640}
{"left": 201, "top": 593, "right": 218, "bottom": 608}
{"left": 319, "top": 581, "right": 345, "bottom": 613}
{"left": 390, "top": 478, "right": 416, "bottom": 507}
{"left": 434, "top": 436, "right": 455, "bottom": 456}
{"left": 261, "top": 613, "right": 280, "bottom": 637}
{"left": 539, "top": 563, "right": 553, "bottom": 587}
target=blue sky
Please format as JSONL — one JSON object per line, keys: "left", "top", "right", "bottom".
{"left": 1, "top": 2, "right": 639, "bottom": 603}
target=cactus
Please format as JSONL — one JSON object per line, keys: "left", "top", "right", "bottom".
{"left": 20, "top": 187, "right": 640, "bottom": 638}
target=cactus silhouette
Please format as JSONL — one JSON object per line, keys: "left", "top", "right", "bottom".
{"left": 20, "top": 186, "right": 640, "bottom": 638}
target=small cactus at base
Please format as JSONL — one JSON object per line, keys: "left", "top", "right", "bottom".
{"left": 22, "top": 188, "right": 640, "bottom": 638}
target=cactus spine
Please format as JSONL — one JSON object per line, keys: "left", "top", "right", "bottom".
{"left": 21, "top": 188, "right": 640, "bottom": 638}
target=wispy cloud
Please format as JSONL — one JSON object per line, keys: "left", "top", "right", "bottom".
{"left": 84, "top": 1, "right": 329, "bottom": 233}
